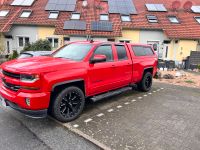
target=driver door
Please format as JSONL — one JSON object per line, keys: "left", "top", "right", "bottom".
{"left": 87, "top": 44, "right": 117, "bottom": 95}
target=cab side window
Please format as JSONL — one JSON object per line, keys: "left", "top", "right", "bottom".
{"left": 94, "top": 45, "right": 113, "bottom": 62}
{"left": 116, "top": 45, "right": 128, "bottom": 60}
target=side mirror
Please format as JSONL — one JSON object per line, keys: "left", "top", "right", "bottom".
{"left": 153, "top": 44, "right": 158, "bottom": 51}
{"left": 90, "top": 54, "right": 107, "bottom": 64}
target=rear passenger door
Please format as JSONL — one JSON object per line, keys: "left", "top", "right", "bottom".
{"left": 113, "top": 44, "right": 132, "bottom": 87}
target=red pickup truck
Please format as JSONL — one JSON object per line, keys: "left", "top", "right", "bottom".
{"left": 0, "top": 41, "right": 157, "bottom": 122}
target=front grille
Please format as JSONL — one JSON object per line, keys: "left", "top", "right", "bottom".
{"left": 2, "top": 78, "right": 20, "bottom": 92}
{"left": 2, "top": 70, "right": 20, "bottom": 79}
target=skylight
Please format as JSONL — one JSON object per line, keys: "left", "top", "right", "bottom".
{"left": 146, "top": 4, "right": 167, "bottom": 12}
{"left": 11, "top": 0, "right": 35, "bottom": 6}
{"left": 194, "top": 16, "right": 200, "bottom": 24}
{"left": 121, "top": 15, "right": 131, "bottom": 22}
{"left": 20, "top": 10, "right": 32, "bottom": 18}
{"left": 147, "top": 15, "right": 158, "bottom": 23}
{"left": 168, "top": 16, "right": 179, "bottom": 23}
{"left": 0, "top": 10, "right": 9, "bottom": 17}
{"left": 100, "top": 14, "right": 109, "bottom": 21}
{"left": 48, "top": 11, "right": 59, "bottom": 19}
{"left": 191, "top": 6, "right": 200, "bottom": 13}
{"left": 71, "top": 13, "right": 80, "bottom": 20}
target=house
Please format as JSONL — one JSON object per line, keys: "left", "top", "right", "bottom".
{"left": 0, "top": 0, "right": 200, "bottom": 64}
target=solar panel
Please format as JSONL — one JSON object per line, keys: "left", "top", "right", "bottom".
{"left": 108, "top": 0, "right": 137, "bottom": 15}
{"left": 63, "top": 20, "right": 86, "bottom": 30}
{"left": 11, "top": 0, "right": 35, "bottom": 6}
{"left": 91, "top": 21, "right": 113, "bottom": 32}
{"left": 191, "top": 6, "right": 200, "bottom": 13}
{"left": 45, "top": 0, "right": 77, "bottom": 11}
{"left": 146, "top": 4, "right": 167, "bottom": 12}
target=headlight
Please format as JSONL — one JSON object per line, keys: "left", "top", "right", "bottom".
{"left": 20, "top": 74, "right": 40, "bottom": 83}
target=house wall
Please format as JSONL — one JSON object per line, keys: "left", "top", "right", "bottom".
{"left": 116, "top": 30, "right": 140, "bottom": 43}
{"left": 5, "top": 25, "right": 38, "bottom": 53}
{"left": 0, "top": 33, "right": 5, "bottom": 54}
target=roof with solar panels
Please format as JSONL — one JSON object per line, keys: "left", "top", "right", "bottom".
{"left": 1, "top": 0, "right": 200, "bottom": 39}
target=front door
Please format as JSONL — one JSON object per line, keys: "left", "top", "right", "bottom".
{"left": 5, "top": 39, "right": 12, "bottom": 54}
{"left": 88, "top": 44, "right": 117, "bottom": 95}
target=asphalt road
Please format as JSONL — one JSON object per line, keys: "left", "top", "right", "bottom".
{"left": 0, "top": 107, "right": 100, "bottom": 150}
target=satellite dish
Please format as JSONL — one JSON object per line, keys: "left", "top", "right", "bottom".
{"left": 183, "top": 1, "right": 193, "bottom": 11}
{"left": 82, "top": 0, "right": 88, "bottom": 8}
{"left": 172, "top": 1, "right": 181, "bottom": 10}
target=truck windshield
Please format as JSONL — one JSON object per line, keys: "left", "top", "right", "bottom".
{"left": 53, "top": 44, "right": 92, "bottom": 61}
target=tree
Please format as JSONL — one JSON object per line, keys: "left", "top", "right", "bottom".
{"left": 23, "top": 39, "right": 52, "bottom": 52}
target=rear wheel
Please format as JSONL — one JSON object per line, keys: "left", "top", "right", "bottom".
{"left": 52, "top": 86, "right": 85, "bottom": 122}
{"left": 138, "top": 72, "right": 153, "bottom": 92}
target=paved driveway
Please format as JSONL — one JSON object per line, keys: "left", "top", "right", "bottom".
{"left": 61, "top": 83, "right": 200, "bottom": 150}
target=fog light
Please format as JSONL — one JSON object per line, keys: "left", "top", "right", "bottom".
{"left": 25, "top": 98, "right": 31, "bottom": 106}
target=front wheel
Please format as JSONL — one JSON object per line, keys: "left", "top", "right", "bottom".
{"left": 52, "top": 86, "right": 85, "bottom": 122}
{"left": 138, "top": 72, "right": 153, "bottom": 92}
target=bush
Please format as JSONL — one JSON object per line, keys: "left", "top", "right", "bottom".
{"left": 198, "top": 64, "right": 200, "bottom": 70}
{"left": 8, "top": 50, "right": 19, "bottom": 60}
{"left": 23, "top": 39, "right": 52, "bottom": 52}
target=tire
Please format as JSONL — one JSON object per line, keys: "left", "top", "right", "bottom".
{"left": 52, "top": 86, "right": 85, "bottom": 123}
{"left": 138, "top": 72, "right": 153, "bottom": 92}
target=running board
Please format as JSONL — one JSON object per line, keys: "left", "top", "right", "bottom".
{"left": 91, "top": 87, "right": 132, "bottom": 102}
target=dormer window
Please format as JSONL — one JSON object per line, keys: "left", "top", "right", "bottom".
{"left": 0, "top": 10, "right": 9, "bottom": 17}
{"left": 100, "top": 14, "right": 109, "bottom": 21}
{"left": 20, "top": 10, "right": 32, "bottom": 18}
{"left": 49, "top": 11, "right": 59, "bottom": 19}
{"left": 71, "top": 13, "right": 80, "bottom": 20}
{"left": 121, "top": 15, "right": 131, "bottom": 22}
{"left": 147, "top": 15, "right": 158, "bottom": 23}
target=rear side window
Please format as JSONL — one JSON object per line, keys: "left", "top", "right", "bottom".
{"left": 94, "top": 45, "right": 113, "bottom": 61}
{"left": 116, "top": 45, "right": 128, "bottom": 60}
{"left": 132, "top": 46, "right": 154, "bottom": 56}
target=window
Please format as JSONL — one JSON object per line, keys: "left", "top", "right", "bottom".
{"left": 191, "top": 6, "right": 200, "bottom": 13}
{"left": 49, "top": 11, "right": 59, "bottom": 19}
{"left": 47, "top": 38, "right": 59, "bottom": 48}
{"left": 0, "top": 10, "right": 9, "bottom": 17}
{"left": 94, "top": 45, "right": 113, "bottom": 62}
{"left": 147, "top": 15, "right": 158, "bottom": 23}
{"left": 71, "top": 13, "right": 80, "bottom": 20}
{"left": 168, "top": 16, "right": 179, "bottom": 23}
{"left": 121, "top": 15, "right": 131, "bottom": 22}
{"left": 194, "top": 16, "right": 200, "bottom": 23}
{"left": 20, "top": 10, "right": 32, "bottom": 18}
{"left": 116, "top": 45, "right": 128, "bottom": 60}
{"left": 11, "top": 0, "right": 35, "bottom": 6}
{"left": 53, "top": 44, "right": 92, "bottom": 61}
{"left": 132, "top": 46, "right": 154, "bottom": 56}
{"left": 119, "top": 40, "right": 131, "bottom": 43}
{"left": 100, "top": 14, "right": 109, "bottom": 21}
{"left": 18, "top": 37, "right": 30, "bottom": 47}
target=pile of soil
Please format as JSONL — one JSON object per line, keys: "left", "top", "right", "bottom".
{"left": 154, "top": 70, "right": 200, "bottom": 88}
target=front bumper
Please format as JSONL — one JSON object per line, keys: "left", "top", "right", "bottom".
{"left": 0, "top": 82, "right": 50, "bottom": 117}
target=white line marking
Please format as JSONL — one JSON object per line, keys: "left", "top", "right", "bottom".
{"left": 73, "top": 124, "right": 79, "bottom": 128}
{"left": 132, "top": 99, "right": 136, "bottom": 102}
{"left": 117, "top": 105, "right": 122, "bottom": 108}
{"left": 148, "top": 93, "right": 152, "bottom": 95}
{"left": 84, "top": 118, "right": 92, "bottom": 123}
{"left": 124, "top": 102, "right": 130, "bottom": 105}
{"left": 97, "top": 113, "right": 104, "bottom": 117}
{"left": 107, "top": 109, "right": 114, "bottom": 112}
{"left": 138, "top": 97, "right": 143, "bottom": 99}
{"left": 143, "top": 95, "right": 147, "bottom": 97}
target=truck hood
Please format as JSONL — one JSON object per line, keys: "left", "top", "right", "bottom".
{"left": 2, "top": 56, "right": 85, "bottom": 74}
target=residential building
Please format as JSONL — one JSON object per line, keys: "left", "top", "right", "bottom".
{"left": 0, "top": 0, "right": 200, "bottom": 64}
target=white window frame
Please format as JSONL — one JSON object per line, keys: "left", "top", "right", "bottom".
{"left": 121, "top": 15, "right": 131, "bottom": 22}
{"left": 17, "top": 36, "right": 30, "bottom": 47}
{"left": 48, "top": 11, "right": 59, "bottom": 19}
{"left": 168, "top": 16, "right": 179, "bottom": 24}
{"left": 20, "top": 10, "right": 32, "bottom": 18}
{"left": 147, "top": 15, "right": 158, "bottom": 23}
{"left": 47, "top": 37, "right": 59, "bottom": 48}
{"left": 71, "top": 13, "right": 81, "bottom": 20}
{"left": 100, "top": 14, "right": 109, "bottom": 21}
{"left": 0, "top": 10, "right": 9, "bottom": 17}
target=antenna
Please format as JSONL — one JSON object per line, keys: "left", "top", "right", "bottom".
{"left": 183, "top": 1, "right": 193, "bottom": 11}
{"left": 172, "top": 1, "right": 181, "bottom": 11}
